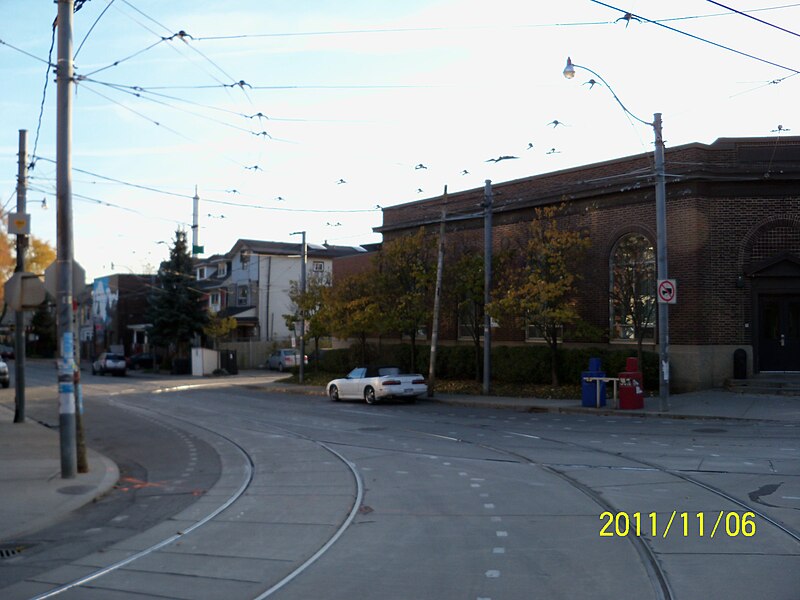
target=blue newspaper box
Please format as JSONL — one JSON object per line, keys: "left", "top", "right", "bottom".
{"left": 581, "top": 357, "right": 606, "bottom": 407}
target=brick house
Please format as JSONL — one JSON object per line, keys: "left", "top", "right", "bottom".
{"left": 358, "top": 136, "right": 800, "bottom": 392}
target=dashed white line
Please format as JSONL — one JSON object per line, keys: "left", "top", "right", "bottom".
{"left": 496, "top": 531, "right": 508, "bottom": 537}
{"left": 493, "top": 547, "right": 505, "bottom": 554}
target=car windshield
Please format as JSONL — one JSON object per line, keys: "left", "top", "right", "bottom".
{"left": 107, "top": 354, "right": 123, "bottom": 360}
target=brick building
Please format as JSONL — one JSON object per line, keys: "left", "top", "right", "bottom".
{"left": 363, "top": 136, "right": 800, "bottom": 392}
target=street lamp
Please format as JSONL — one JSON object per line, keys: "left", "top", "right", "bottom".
{"left": 563, "top": 57, "right": 670, "bottom": 412}
{"left": 290, "top": 231, "right": 307, "bottom": 384}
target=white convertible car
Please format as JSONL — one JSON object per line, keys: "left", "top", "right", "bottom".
{"left": 327, "top": 366, "right": 427, "bottom": 404}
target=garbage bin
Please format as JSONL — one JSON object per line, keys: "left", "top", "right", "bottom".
{"left": 618, "top": 357, "right": 644, "bottom": 410}
{"left": 220, "top": 350, "right": 238, "bottom": 375}
{"left": 581, "top": 357, "right": 606, "bottom": 408}
{"left": 733, "top": 348, "right": 747, "bottom": 380}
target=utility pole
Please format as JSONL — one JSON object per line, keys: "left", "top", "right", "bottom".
{"left": 427, "top": 186, "right": 447, "bottom": 397}
{"left": 13, "top": 130, "right": 28, "bottom": 424}
{"left": 290, "top": 231, "right": 307, "bottom": 383}
{"left": 191, "top": 185, "right": 199, "bottom": 257}
{"left": 483, "top": 180, "right": 492, "bottom": 395}
{"left": 653, "top": 113, "right": 670, "bottom": 412}
{"left": 56, "top": 0, "right": 77, "bottom": 478}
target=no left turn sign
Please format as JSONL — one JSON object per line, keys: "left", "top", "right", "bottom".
{"left": 657, "top": 279, "right": 677, "bottom": 304}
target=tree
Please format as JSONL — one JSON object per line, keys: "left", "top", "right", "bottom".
{"left": 25, "top": 236, "right": 57, "bottom": 275}
{"left": 286, "top": 271, "right": 332, "bottom": 369}
{"left": 28, "top": 295, "right": 56, "bottom": 358}
{"left": 204, "top": 312, "right": 237, "bottom": 349}
{"left": 610, "top": 233, "right": 656, "bottom": 368}
{"left": 489, "top": 204, "right": 591, "bottom": 386}
{"left": 373, "top": 229, "right": 436, "bottom": 371}
{"left": 444, "top": 242, "right": 485, "bottom": 382}
{"left": 146, "top": 230, "right": 207, "bottom": 358}
{"left": 323, "top": 271, "right": 381, "bottom": 364}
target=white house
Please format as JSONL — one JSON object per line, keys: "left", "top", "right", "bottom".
{"left": 195, "top": 239, "right": 364, "bottom": 342}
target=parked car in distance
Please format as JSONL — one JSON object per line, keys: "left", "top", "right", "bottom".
{"left": 327, "top": 366, "right": 427, "bottom": 404}
{"left": 267, "top": 348, "right": 308, "bottom": 372}
{"left": 128, "top": 352, "right": 162, "bottom": 370}
{"left": 92, "top": 352, "right": 127, "bottom": 376}
{"left": 0, "top": 359, "right": 9, "bottom": 388}
{"left": 0, "top": 345, "right": 14, "bottom": 360}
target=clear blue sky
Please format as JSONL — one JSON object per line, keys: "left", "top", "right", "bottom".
{"left": 1, "top": 0, "right": 798, "bottom": 280}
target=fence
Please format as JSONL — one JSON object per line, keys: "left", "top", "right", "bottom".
{"left": 218, "top": 340, "right": 272, "bottom": 369}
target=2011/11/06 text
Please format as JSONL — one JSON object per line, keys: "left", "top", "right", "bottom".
{"left": 599, "top": 511, "right": 756, "bottom": 538}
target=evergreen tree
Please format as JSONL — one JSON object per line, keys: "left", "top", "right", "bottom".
{"left": 147, "top": 230, "right": 207, "bottom": 358}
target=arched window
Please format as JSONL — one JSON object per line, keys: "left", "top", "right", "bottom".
{"left": 609, "top": 234, "right": 656, "bottom": 341}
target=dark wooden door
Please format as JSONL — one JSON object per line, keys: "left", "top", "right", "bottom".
{"left": 759, "top": 295, "right": 800, "bottom": 371}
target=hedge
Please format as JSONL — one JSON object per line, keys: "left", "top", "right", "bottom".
{"left": 320, "top": 344, "right": 659, "bottom": 390}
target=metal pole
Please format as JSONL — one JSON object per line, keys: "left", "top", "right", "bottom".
{"left": 56, "top": 0, "right": 77, "bottom": 478}
{"left": 299, "top": 232, "right": 306, "bottom": 384}
{"left": 653, "top": 113, "right": 670, "bottom": 412}
{"left": 428, "top": 186, "right": 447, "bottom": 397}
{"left": 483, "top": 180, "right": 493, "bottom": 395}
{"left": 13, "top": 129, "right": 28, "bottom": 424}
{"left": 192, "top": 185, "right": 199, "bottom": 257}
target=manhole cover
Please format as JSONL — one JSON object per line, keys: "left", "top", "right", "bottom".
{"left": 57, "top": 485, "right": 95, "bottom": 495}
{"left": 0, "top": 545, "right": 26, "bottom": 559}
{"left": 693, "top": 428, "right": 727, "bottom": 434}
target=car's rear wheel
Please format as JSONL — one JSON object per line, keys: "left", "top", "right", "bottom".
{"left": 329, "top": 385, "right": 339, "bottom": 402}
{"left": 278, "top": 362, "right": 284, "bottom": 372}
{"left": 364, "top": 386, "right": 376, "bottom": 405}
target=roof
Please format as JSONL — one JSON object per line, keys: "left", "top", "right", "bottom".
{"left": 229, "top": 239, "right": 366, "bottom": 259}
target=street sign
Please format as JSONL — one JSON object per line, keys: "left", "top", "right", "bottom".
{"left": 657, "top": 279, "right": 677, "bottom": 304}
{"left": 3, "top": 272, "right": 46, "bottom": 310}
{"left": 44, "top": 261, "right": 86, "bottom": 298}
{"left": 7, "top": 212, "right": 30, "bottom": 235}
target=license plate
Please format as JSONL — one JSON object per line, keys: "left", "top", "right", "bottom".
{"left": 404, "top": 388, "right": 413, "bottom": 394}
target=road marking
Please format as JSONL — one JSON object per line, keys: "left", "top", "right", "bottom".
{"left": 471, "top": 478, "right": 485, "bottom": 482}
{"left": 471, "top": 483, "right": 481, "bottom": 488}
{"left": 491, "top": 516, "right": 502, "bottom": 522}
{"left": 485, "top": 570, "right": 501, "bottom": 578}
{"left": 484, "top": 503, "right": 495, "bottom": 509}
{"left": 496, "top": 531, "right": 508, "bottom": 537}
{"left": 505, "top": 431, "right": 540, "bottom": 440}
{"left": 480, "top": 493, "right": 490, "bottom": 498}
{"left": 782, "top": 496, "right": 800, "bottom": 500}
{"left": 493, "top": 547, "right": 505, "bottom": 554}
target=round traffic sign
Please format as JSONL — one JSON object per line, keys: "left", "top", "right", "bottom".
{"left": 657, "top": 279, "right": 676, "bottom": 303}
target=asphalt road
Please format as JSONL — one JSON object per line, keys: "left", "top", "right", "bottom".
{"left": 2, "top": 364, "right": 799, "bottom": 599}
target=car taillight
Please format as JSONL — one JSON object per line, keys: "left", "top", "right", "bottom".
{"left": 412, "top": 378, "right": 426, "bottom": 385}
{"left": 383, "top": 379, "right": 401, "bottom": 385}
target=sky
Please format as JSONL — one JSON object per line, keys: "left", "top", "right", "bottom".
{"left": 1, "top": 0, "right": 799, "bottom": 281}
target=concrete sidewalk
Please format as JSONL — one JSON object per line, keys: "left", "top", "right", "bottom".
{"left": 1, "top": 379, "right": 797, "bottom": 551}
{"left": 0, "top": 405, "right": 119, "bottom": 544}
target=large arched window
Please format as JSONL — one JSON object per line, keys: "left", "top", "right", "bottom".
{"left": 609, "top": 233, "right": 656, "bottom": 341}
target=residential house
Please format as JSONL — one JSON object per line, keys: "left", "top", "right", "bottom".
{"left": 195, "top": 239, "right": 365, "bottom": 343}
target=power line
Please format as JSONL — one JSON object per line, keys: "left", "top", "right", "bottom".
{"left": 0, "top": 38, "right": 55, "bottom": 65}
{"left": 30, "top": 24, "right": 57, "bottom": 172}
{"left": 705, "top": 0, "right": 800, "bottom": 39}
{"left": 75, "top": 0, "right": 116, "bottom": 59}
{"left": 589, "top": 0, "right": 800, "bottom": 75}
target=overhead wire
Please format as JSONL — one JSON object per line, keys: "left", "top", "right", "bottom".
{"left": 705, "top": 0, "right": 800, "bottom": 38}
{"left": 588, "top": 0, "right": 800, "bottom": 75}
{"left": 30, "top": 23, "right": 58, "bottom": 172}
{"left": 75, "top": 0, "right": 116, "bottom": 59}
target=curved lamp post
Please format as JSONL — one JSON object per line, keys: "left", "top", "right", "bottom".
{"left": 564, "top": 57, "right": 670, "bottom": 412}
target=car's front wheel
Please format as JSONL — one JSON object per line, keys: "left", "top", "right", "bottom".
{"left": 329, "top": 385, "right": 339, "bottom": 402}
{"left": 364, "top": 386, "right": 377, "bottom": 405}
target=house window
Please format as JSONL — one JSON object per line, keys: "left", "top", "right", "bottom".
{"left": 210, "top": 292, "right": 220, "bottom": 306}
{"left": 218, "top": 263, "right": 227, "bottom": 277}
{"left": 526, "top": 323, "right": 563, "bottom": 342}
{"left": 609, "top": 233, "right": 656, "bottom": 341}
{"left": 196, "top": 267, "right": 206, "bottom": 280}
{"left": 312, "top": 261, "right": 325, "bottom": 273}
{"left": 240, "top": 252, "right": 250, "bottom": 269}
{"left": 237, "top": 285, "right": 249, "bottom": 306}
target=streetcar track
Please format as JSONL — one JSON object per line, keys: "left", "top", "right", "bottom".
{"left": 28, "top": 396, "right": 364, "bottom": 600}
